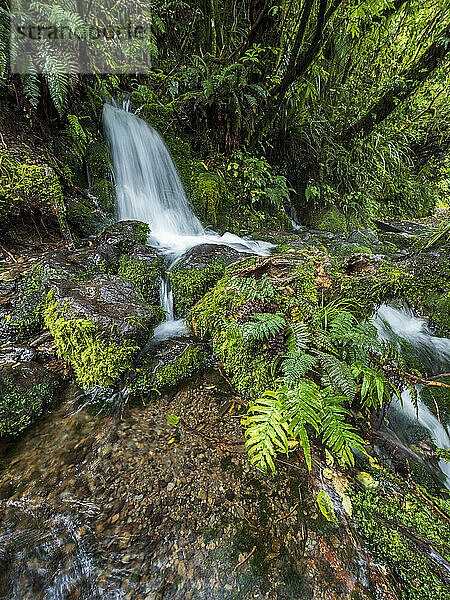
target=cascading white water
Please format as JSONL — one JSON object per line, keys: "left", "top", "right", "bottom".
{"left": 103, "top": 102, "right": 272, "bottom": 258}
{"left": 373, "top": 304, "right": 450, "bottom": 487}
{"left": 103, "top": 103, "right": 204, "bottom": 247}
{"left": 103, "top": 102, "right": 273, "bottom": 339}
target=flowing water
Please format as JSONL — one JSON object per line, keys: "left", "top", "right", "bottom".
{"left": 373, "top": 304, "right": 450, "bottom": 487}
{"left": 103, "top": 102, "right": 272, "bottom": 339}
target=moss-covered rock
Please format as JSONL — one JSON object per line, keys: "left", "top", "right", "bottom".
{"left": 0, "top": 362, "right": 59, "bottom": 437}
{"left": 0, "top": 220, "right": 155, "bottom": 344}
{"left": 190, "top": 246, "right": 450, "bottom": 400}
{"left": 170, "top": 243, "right": 251, "bottom": 317}
{"left": 43, "top": 275, "right": 162, "bottom": 388}
{"left": 0, "top": 152, "right": 65, "bottom": 222}
{"left": 66, "top": 196, "right": 107, "bottom": 238}
{"left": 117, "top": 244, "right": 163, "bottom": 304}
{"left": 350, "top": 469, "right": 450, "bottom": 600}
{"left": 310, "top": 206, "right": 347, "bottom": 233}
{"left": 132, "top": 340, "right": 208, "bottom": 395}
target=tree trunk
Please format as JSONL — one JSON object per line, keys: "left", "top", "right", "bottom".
{"left": 341, "top": 22, "right": 450, "bottom": 141}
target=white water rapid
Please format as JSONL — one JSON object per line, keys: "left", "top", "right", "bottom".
{"left": 373, "top": 304, "right": 450, "bottom": 487}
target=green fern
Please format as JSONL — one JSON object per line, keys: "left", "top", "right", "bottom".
{"left": 319, "top": 352, "right": 357, "bottom": 401}
{"left": 243, "top": 390, "right": 290, "bottom": 472}
{"left": 286, "top": 320, "right": 310, "bottom": 351}
{"left": 283, "top": 380, "right": 322, "bottom": 470}
{"left": 320, "top": 389, "right": 367, "bottom": 466}
{"left": 282, "top": 351, "right": 317, "bottom": 387}
{"left": 230, "top": 274, "right": 276, "bottom": 301}
{"left": 243, "top": 312, "right": 286, "bottom": 342}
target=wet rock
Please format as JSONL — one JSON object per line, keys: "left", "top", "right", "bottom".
{"left": 44, "top": 276, "right": 163, "bottom": 389}
{"left": 170, "top": 244, "right": 252, "bottom": 316}
{"left": 117, "top": 243, "right": 163, "bottom": 304}
{"left": 93, "top": 220, "right": 150, "bottom": 250}
{"left": 0, "top": 362, "right": 59, "bottom": 437}
{"left": 132, "top": 339, "right": 210, "bottom": 394}
{"left": 45, "top": 275, "right": 159, "bottom": 345}
{"left": 0, "top": 345, "right": 37, "bottom": 365}
{"left": 0, "top": 221, "right": 153, "bottom": 345}
{"left": 347, "top": 228, "right": 379, "bottom": 247}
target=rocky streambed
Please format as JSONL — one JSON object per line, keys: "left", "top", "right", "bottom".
{"left": 1, "top": 219, "right": 450, "bottom": 599}
{"left": 0, "top": 372, "right": 379, "bottom": 600}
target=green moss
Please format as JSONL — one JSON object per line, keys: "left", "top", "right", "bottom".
{"left": 2, "top": 264, "right": 58, "bottom": 341}
{"left": 0, "top": 377, "right": 57, "bottom": 437}
{"left": 0, "top": 153, "right": 65, "bottom": 222}
{"left": 89, "top": 178, "right": 115, "bottom": 215}
{"left": 351, "top": 472, "right": 450, "bottom": 600}
{"left": 66, "top": 196, "right": 105, "bottom": 237}
{"left": 43, "top": 297, "right": 140, "bottom": 389}
{"left": 190, "top": 168, "right": 226, "bottom": 226}
{"left": 332, "top": 244, "right": 373, "bottom": 257}
{"left": 170, "top": 259, "right": 228, "bottom": 316}
{"left": 312, "top": 206, "right": 347, "bottom": 233}
{"left": 131, "top": 222, "right": 150, "bottom": 245}
{"left": 118, "top": 253, "right": 163, "bottom": 304}
{"left": 133, "top": 343, "right": 206, "bottom": 394}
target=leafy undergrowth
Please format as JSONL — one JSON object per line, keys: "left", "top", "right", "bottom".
{"left": 191, "top": 249, "right": 426, "bottom": 473}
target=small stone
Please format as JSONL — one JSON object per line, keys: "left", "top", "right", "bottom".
{"left": 167, "top": 482, "right": 175, "bottom": 492}
{"left": 330, "top": 535, "right": 340, "bottom": 549}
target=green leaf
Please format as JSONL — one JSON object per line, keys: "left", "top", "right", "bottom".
{"left": 316, "top": 490, "right": 338, "bottom": 524}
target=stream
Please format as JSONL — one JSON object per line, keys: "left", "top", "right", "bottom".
{"left": 0, "top": 104, "right": 449, "bottom": 599}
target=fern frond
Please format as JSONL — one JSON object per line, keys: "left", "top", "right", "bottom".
{"left": 242, "top": 390, "right": 290, "bottom": 472}
{"left": 243, "top": 312, "right": 286, "bottom": 342}
{"left": 283, "top": 380, "right": 323, "bottom": 469}
{"left": 320, "top": 390, "right": 367, "bottom": 466}
{"left": 282, "top": 351, "right": 317, "bottom": 386}
{"left": 286, "top": 321, "right": 310, "bottom": 352}
{"left": 319, "top": 352, "right": 357, "bottom": 401}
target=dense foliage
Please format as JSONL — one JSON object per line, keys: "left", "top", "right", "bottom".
{"left": 0, "top": 0, "right": 449, "bottom": 226}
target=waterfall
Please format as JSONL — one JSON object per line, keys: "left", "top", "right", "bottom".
{"left": 373, "top": 304, "right": 450, "bottom": 487}
{"left": 103, "top": 102, "right": 272, "bottom": 259}
{"left": 103, "top": 103, "right": 204, "bottom": 247}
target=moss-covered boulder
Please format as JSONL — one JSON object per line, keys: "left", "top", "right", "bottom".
{"left": 117, "top": 244, "right": 163, "bottom": 304}
{"left": 170, "top": 243, "right": 252, "bottom": 317}
{"left": 403, "top": 241, "right": 450, "bottom": 335}
{"left": 310, "top": 205, "right": 347, "bottom": 233}
{"left": 0, "top": 362, "right": 59, "bottom": 437}
{"left": 0, "top": 152, "right": 65, "bottom": 222}
{"left": 43, "top": 275, "right": 163, "bottom": 388}
{"left": 0, "top": 221, "right": 155, "bottom": 344}
{"left": 132, "top": 340, "right": 209, "bottom": 395}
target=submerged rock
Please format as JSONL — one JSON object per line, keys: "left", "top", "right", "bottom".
{"left": 0, "top": 362, "right": 59, "bottom": 437}
{"left": 132, "top": 339, "right": 209, "bottom": 394}
{"left": 0, "top": 345, "right": 37, "bottom": 365}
